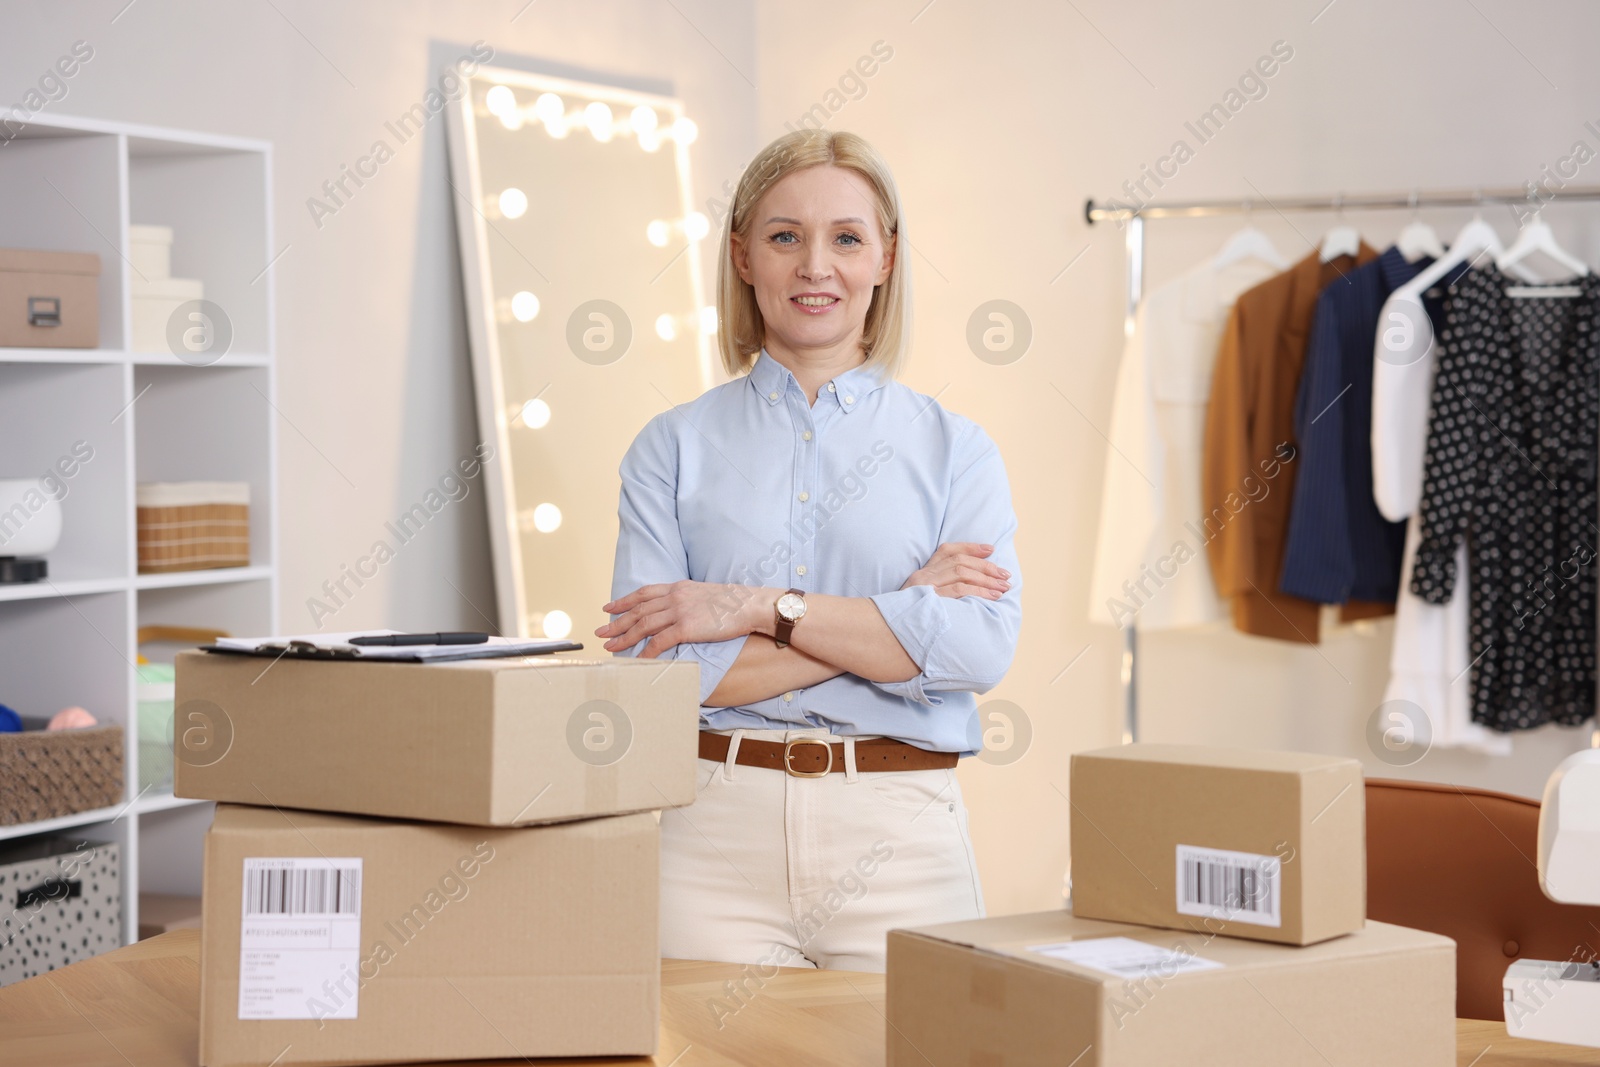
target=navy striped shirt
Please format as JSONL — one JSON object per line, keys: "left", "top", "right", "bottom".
{"left": 1279, "top": 247, "right": 1426, "bottom": 605}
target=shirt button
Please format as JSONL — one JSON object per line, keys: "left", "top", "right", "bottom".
{"left": 798, "top": 491, "right": 809, "bottom": 502}
{"left": 768, "top": 390, "right": 779, "bottom": 401}
{"left": 844, "top": 395, "right": 854, "bottom": 404}
{"left": 796, "top": 564, "right": 807, "bottom": 576}
{"left": 802, "top": 430, "right": 812, "bottom": 441}
{"left": 783, "top": 692, "right": 794, "bottom": 702}
{"left": 827, "top": 382, "right": 836, "bottom": 392}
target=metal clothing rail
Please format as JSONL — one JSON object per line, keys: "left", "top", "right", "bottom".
{"left": 1084, "top": 184, "right": 1600, "bottom": 745}
{"left": 1085, "top": 184, "right": 1600, "bottom": 224}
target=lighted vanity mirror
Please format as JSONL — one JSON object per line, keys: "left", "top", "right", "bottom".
{"left": 446, "top": 65, "right": 713, "bottom": 640}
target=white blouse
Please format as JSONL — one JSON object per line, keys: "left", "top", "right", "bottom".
{"left": 1089, "top": 254, "right": 1278, "bottom": 631}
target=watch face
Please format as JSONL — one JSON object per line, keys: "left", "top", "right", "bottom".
{"left": 777, "top": 592, "right": 806, "bottom": 620}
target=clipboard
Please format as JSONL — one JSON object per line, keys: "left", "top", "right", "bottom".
{"left": 200, "top": 638, "right": 585, "bottom": 663}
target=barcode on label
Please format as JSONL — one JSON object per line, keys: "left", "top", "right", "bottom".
{"left": 244, "top": 864, "right": 361, "bottom": 916}
{"left": 1175, "top": 845, "right": 1281, "bottom": 927}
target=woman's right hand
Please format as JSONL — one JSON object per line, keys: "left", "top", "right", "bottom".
{"left": 900, "top": 542, "right": 1011, "bottom": 600}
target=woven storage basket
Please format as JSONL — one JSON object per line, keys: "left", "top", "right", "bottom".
{"left": 0, "top": 723, "right": 124, "bottom": 825}
{"left": 137, "top": 481, "right": 250, "bottom": 573}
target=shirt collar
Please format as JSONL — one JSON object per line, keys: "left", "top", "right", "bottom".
{"left": 747, "top": 347, "right": 889, "bottom": 414}
{"left": 747, "top": 347, "right": 789, "bottom": 403}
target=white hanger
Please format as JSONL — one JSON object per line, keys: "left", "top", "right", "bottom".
{"left": 1395, "top": 198, "right": 1537, "bottom": 300}
{"left": 1213, "top": 202, "right": 1288, "bottom": 270}
{"left": 1395, "top": 191, "right": 1445, "bottom": 263}
{"left": 1497, "top": 208, "right": 1590, "bottom": 280}
{"left": 1319, "top": 195, "right": 1361, "bottom": 262}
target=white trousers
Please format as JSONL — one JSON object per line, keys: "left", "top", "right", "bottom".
{"left": 659, "top": 727, "right": 985, "bottom": 973}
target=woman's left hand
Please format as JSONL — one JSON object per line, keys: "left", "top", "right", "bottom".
{"left": 597, "top": 580, "right": 756, "bottom": 657}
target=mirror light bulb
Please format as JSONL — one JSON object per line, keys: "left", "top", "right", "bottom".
{"left": 532, "top": 503, "right": 562, "bottom": 533}
{"left": 499, "top": 188, "right": 528, "bottom": 219}
{"left": 655, "top": 314, "right": 677, "bottom": 342}
{"left": 700, "top": 306, "right": 718, "bottom": 334}
{"left": 520, "top": 398, "right": 551, "bottom": 428}
{"left": 542, "top": 610, "right": 573, "bottom": 639}
{"left": 684, "top": 212, "right": 710, "bottom": 241}
{"left": 672, "top": 116, "right": 698, "bottom": 144}
{"left": 630, "top": 105, "right": 658, "bottom": 134}
{"left": 646, "top": 220, "right": 670, "bottom": 248}
{"left": 637, "top": 129, "right": 661, "bottom": 152}
{"left": 511, "top": 291, "right": 540, "bottom": 322}
{"left": 586, "top": 101, "right": 614, "bottom": 142}
{"left": 534, "top": 92, "right": 564, "bottom": 123}
{"left": 485, "top": 85, "right": 516, "bottom": 116}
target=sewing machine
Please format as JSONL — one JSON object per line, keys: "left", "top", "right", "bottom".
{"left": 1503, "top": 748, "right": 1600, "bottom": 1046}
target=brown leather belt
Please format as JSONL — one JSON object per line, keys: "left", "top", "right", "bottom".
{"left": 697, "top": 732, "right": 957, "bottom": 777}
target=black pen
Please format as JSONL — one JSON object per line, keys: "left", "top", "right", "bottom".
{"left": 348, "top": 632, "right": 490, "bottom": 646}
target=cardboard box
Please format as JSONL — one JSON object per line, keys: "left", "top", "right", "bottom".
{"left": 128, "top": 223, "right": 173, "bottom": 282}
{"left": 0, "top": 247, "right": 100, "bottom": 349}
{"left": 131, "top": 275, "right": 203, "bottom": 352}
{"left": 887, "top": 910, "right": 1455, "bottom": 1067}
{"left": 173, "top": 650, "right": 699, "bottom": 826}
{"left": 0, "top": 837, "right": 120, "bottom": 984}
{"left": 1070, "top": 743, "right": 1364, "bottom": 945}
{"left": 200, "top": 803, "right": 659, "bottom": 1067}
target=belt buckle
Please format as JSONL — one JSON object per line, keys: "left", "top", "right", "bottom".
{"left": 783, "top": 737, "right": 833, "bottom": 778}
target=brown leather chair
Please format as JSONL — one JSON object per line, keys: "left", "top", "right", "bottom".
{"left": 1366, "top": 777, "right": 1600, "bottom": 1020}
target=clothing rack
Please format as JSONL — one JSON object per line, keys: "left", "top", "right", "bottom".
{"left": 1083, "top": 184, "right": 1600, "bottom": 745}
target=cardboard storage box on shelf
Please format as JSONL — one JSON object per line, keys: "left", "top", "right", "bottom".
{"left": 886, "top": 910, "right": 1455, "bottom": 1067}
{"left": 127, "top": 222, "right": 204, "bottom": 353}
{"left": 0, "top": 247, "right": 101, "bottom": 349}
{"left": 131, "top": 275, "right": 202, "bottom": 352}
{"left": 173, "top": 650, "right": 699, "bottom": 826}
{"left": 128, "top": 224, "right": 173, "bottom": 281}
{"left": 200, "top": 804, "right": 659, "bottom": 1067}
{"left": 0, "top": 837, "right": 121, "bottom": 985}
{"left": 1070, "top": 743, "right": 1364, "bottom": 946}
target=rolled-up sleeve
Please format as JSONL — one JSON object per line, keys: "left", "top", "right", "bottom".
{"left": 866, "top": 422, "right": 1022, "bottom": 706}
{"left": 609, "top": 414, "right": 749, "bottom": 705}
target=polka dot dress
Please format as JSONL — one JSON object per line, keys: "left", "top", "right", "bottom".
{"left": 1411, "top": 265, "right": 1600, "bottom": 732}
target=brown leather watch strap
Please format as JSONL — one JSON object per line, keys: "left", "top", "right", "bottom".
{"left": 773, "top": 587, "right": 804, "bottom": 649}
{"left": 698, "top": 732, "right": 957, "bottom": 775}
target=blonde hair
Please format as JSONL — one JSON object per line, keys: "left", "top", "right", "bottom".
{"left": 716, "top": 129, "right": 911, "bottom": 382}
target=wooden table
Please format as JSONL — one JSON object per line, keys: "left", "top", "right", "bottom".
{"left": 2, "top": 930, "right": 1597, "bottom": 1066}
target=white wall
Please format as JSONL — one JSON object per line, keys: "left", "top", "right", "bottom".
{"left": 9, "top": 0, "right": 1600, "bottom": 919}
{"left": 753, "top": 0, "right": 1600, "bottom": 915}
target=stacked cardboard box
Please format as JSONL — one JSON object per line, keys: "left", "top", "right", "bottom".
{"left": 174, "top": 650, "right": 700, "bottom": 1067}
{"left": 887, "top": 743, "right": 1459, "bottom": 1066}
{"left": 1068, "top": 743, "right": 1366, "bottom": 946}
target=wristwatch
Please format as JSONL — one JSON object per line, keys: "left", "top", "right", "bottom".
{"left": 773, "top": 588, "right": 807, "bottom": 649}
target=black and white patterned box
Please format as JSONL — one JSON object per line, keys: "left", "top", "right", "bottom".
{"left": 0, "top": 837, "right": 121, "bottom": 985}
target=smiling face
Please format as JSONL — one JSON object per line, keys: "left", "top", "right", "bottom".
{"left": 730, "top": 164, "right": 896, "bottom": 364}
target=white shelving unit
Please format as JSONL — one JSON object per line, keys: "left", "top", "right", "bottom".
{"left": 0, "top": 113, "right": 275, "bottom": 956}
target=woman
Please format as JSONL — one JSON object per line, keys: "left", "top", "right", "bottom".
{"left": 596, "top": 129, "right": 1022, "bottom": 973}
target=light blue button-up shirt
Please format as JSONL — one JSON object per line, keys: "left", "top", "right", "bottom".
{"left": 606, "top": 347, "right": 1022, "bottom": 755}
